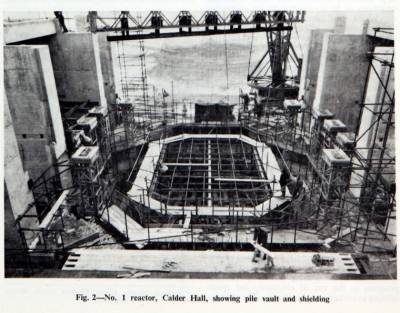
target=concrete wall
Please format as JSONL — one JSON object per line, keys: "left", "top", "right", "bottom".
{"left": 4, "top": 19, "right": 57, "bottom": 44}
{"left": 4, "top": 184, "right": 26, "bottom": 267}
{"left": 301, "top": 16, "right": 367, "bottom": 108}
{"left": 49, "top": 32, "right": 107, "bottom": 108}
{"left": 4, "top": 45, "right": 67, "bottom": 182}
{"left": 313, "top": 34, "right": 371, "bottom": 132}
{"left": 4, "top": 95, "right": 39, "bottom": 230}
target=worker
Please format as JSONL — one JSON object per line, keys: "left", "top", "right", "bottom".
{"left": 54, "top": 11, "right": 68, "bottom": 33}
{"left": 267, "top": 254, "right": 274, "bottom": 269}
{"left": 255, "top": 104, "right": 262, "bottom": 120}
{"left": 279, "top": 168, "right": 290, "bottom": 197}
{"left": 291, "top": 175, "right": 305, "bottom": 200}
{"left": 115, "top": 94, "right": 123, "bottom": 124}
{"left": 252, "top": 247, "right": 262, "bottom": 262}
{"left": 373, "top": 187, "right": 389, "bottom": 224}
{"left": 251, "top": 242, "right": 274, "bottom": 269}
{"left": 183, "top": 103, "right": 187, "bottom": 118}
{"left": 312, "top": 253, "right": 334, "bottom": 267}
{"left": 115, "top": 93, "right": 122, "bottom": 104}
{"left": 120, "top": 12, "right": 129, "bottom": 37}
{"left": 240, "top": 92, "right": 250, "bottom": 112}
{"left": 159, "top": 163, "right": 169, "bottom": 173}
{"left": 243, "top": 94, "right": 249, "bottom": 112}
{"left": 80, "top": 133, "right": 93, "bottom": 145}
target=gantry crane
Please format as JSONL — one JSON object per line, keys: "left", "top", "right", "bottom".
{"left": 247, "top": 11, "right": 304, "bottom": 110}
{"left": 88, "top": 10, "right": 305, "bottom": 104}
{"left": 88, "top": 10, "right": 305, "bottom": 40}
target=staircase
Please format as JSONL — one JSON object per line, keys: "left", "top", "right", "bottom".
{"left": 101, "top": 205, "right": 143, "bottom": 240}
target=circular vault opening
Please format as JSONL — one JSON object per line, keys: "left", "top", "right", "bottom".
{"left": 128, "top": 134, "right": 289, "bottom": 216}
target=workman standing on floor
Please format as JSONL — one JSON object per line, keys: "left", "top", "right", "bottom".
{"left": 54, "top": 11, "right": 68, "bottom": 33}
{"left": 279, "top": 168, "right": 291, "bottom": 197}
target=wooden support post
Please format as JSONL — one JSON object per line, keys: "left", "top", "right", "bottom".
{"left": 362, "top": 209, "right": 374, "bottom": 253}
{"left": 270, "top": 223, "right": 274, "bottom": 247}
{"left": 147, "top": 205, "right": 151, "bottom": 242}
{"left": 294, "top": 211, "right": 298, "bottom": 244}
{"left": 59, "top": 230, "right": 65, "bottom": 251}
{"left": 353, "top": 207, "right": 361, "bottom": 242}
{"left": 315, "top": 196, "right": 321, "bottom": 230}
{"left": 42, "top": 229, "right": 47, "bottom": 250}
{"left": 124, "top": 211, "right": 129, "bottom": 239}
{"left": 235, "top": 211, "right": 241, "bottom": 243}
{"left": 337, "top": 196, "right": 344, "bottom": 240}
{"left": 207, "top": 139, "right": 212, "bottom": 207}
{"left": 145, "top": 177, "right": 151, "bottom": 208}
{"left": 384, "top": 197, "right": 394, "bottom": 238}
{"left": 191, "top": 223, "right": 194, "bottom": 248}
{"left": 60, "top": 209, "right": 65, "bottom": 228}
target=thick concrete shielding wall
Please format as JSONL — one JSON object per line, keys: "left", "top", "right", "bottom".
{"left": 313, "top": 34, "right": 371, "bottom": 132}
{"left": 4, "top": 95, "right": 39, "bottom": 229}
{"left": 98, "top": 33, "right": 116, "bottom": 108}
{"left": 4, "top": 45, "right": 67, "bottom": 181}
{"left": 49, "top": 32, "right": 107, "bottom": 108}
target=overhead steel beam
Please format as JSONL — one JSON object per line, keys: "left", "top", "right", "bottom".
{"left": 90, "top": 10, "right": 304, "bottom": 33}
{"left": 106, "top": 25, "right": 293, "bottom": 41}
{"left": 367, "top": 35, "right": 394, "bottom": 47}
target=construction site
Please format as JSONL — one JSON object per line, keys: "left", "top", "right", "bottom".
{"left": 3, "top": 11, "right": 396, "bottom": 279}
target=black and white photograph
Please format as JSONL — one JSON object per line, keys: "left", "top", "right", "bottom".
{"left": 2, "top": 7, "right": 396, "bottom": 285}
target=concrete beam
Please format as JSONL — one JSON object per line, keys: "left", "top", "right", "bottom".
{"left": 4, "top": 19, "right": 57, "bottom": 44}
{"left": 97, "top": 33, "right": 116, "bottom": 108}
{"left": 301, "top": 29, "right": 333, "bottom": 106}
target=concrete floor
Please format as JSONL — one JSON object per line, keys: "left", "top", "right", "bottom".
{"left": 63, "top": 249, "right": 360, "bottom": 274}
{"left": 101, "top": 204, "right": 323, "bottom": 246}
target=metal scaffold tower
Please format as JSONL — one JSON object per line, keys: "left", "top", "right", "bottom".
{"left": 234, "top": 26, "right": 395, "bottom": 255}
{"left": 112, "top": 13, "right": 152, "bottom": 149}
{"left": 70, "top": 107, "right": 115, "bottom": 217}
{"left": 115, "top": 37, "right": 150, "bottom": 120}
{"left": 348, "top": 28, "right": 395, "bottom": 250}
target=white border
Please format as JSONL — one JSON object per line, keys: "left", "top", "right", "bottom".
{"left": 0, "top": 2, "right": 399, "bottom": 313}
